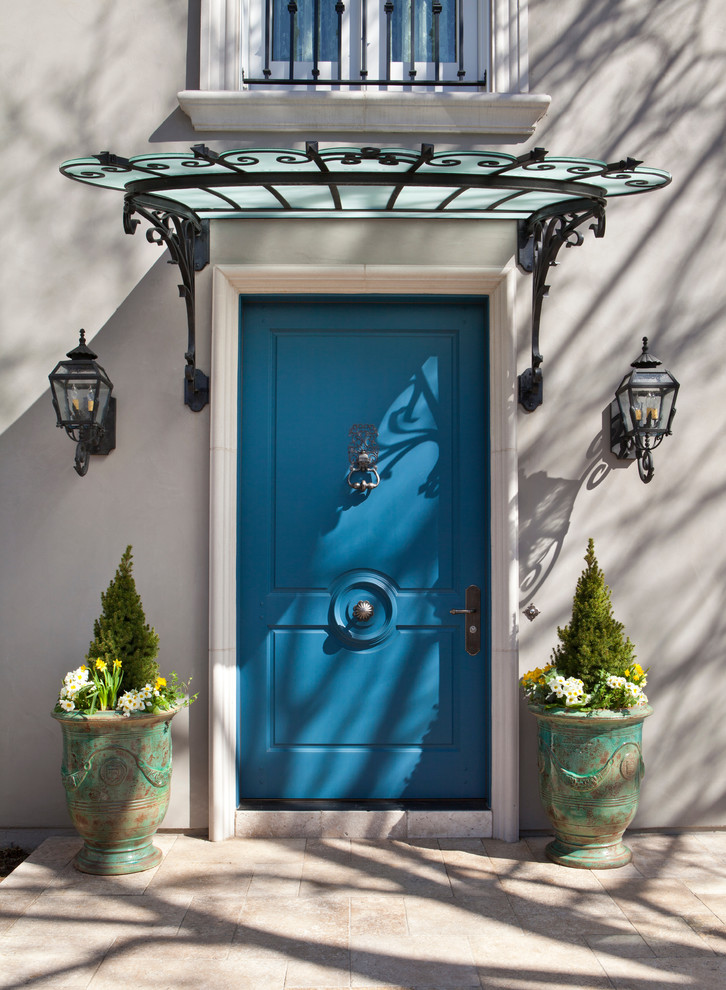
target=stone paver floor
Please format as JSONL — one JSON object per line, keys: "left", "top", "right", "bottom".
{"left": 2, "top": 831, "right": 726, "bottom": 988}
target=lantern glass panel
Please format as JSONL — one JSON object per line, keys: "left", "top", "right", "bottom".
{"left": 93, "top": 378, "right": 112, "bottom": 423}
{"left": 615, "top": 377, "right": 635, "bottom": 434}
{"left": 52, "top": 374, "right": 94, "bottom": 425}
{"left": 630, "top": 371, "right": 677, "bottom": 437}
{"left": 50, "top": 364, "right": 112, "bottom": 429}
{"left": 616, "top": 370, "right": 678, "bottom": 439}
{"left": 656, "top": 386, "right": 676, "bottom": 432}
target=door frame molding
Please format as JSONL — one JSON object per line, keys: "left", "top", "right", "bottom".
{"left": 208, "top": 263, "right": 520, "bottom": 840}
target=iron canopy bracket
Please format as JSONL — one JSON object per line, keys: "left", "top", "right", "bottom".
{"left": 120, "top": 187, "right": 210, "bottom": 412}
{"left": 516, "top": 202, "right": 606, "bottom": 412}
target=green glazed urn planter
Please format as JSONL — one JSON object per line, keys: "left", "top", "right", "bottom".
{"left": 529, "top": 702, "right": 652, "bottom": 869}
{"left": 52, "top": 708, "right": 178, "bottom": 875}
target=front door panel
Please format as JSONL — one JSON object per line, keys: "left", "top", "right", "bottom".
{"left": 238, "top": 297, "right": 489, "bottom": 800}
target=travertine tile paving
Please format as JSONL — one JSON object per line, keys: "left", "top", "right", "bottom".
{"left": 2, "top": 831, "right": 726, "bottom": 988}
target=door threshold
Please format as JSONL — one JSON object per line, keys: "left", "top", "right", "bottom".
{"left": 235, "top": 801, "right": 492, "bottom": 839}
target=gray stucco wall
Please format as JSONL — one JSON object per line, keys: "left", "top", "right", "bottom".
{"left": 1, "top": 0, "right": 724, "bottom": 831}
{"left": 0, "top": 0, "right": 210, "bottom": 828}
{"left": 517, "top": 0, "right": 726, "bottom": 828}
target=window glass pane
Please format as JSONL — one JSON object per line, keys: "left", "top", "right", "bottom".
{"left": 273, "top": 0, "right": 338, "bottom": 61}
{"left": 391, "top": 0, "right": 456, "bottom": 62}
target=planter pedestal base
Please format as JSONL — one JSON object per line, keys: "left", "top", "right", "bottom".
{"left": 75, "top": 840, "right": 163, "bottom": 876}
{"left": 545, "top": 837, "right": 632, "bottom": 870}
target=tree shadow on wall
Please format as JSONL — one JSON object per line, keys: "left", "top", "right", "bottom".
{"left": 518, "top": 429, "right": 613, "bottom": 607}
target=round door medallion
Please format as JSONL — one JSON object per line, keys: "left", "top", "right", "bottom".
{"left": 352, "top": 600, "right": 374, "bottom": 622}
{"left": 328, "top": 569, "right": 398, "bottom": 649}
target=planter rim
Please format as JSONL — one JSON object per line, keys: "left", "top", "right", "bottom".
{"left": 527, "top": 702, "right": 653, "bottom": 723}
{"left": 51, "top": 707, "right": 181, "bottom": 725}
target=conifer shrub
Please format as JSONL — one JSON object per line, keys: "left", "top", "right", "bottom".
{"left": 86, "top": 546, "right": 160, "bottom": 692}
{"left": 552, "top": 538, "right": 635, "bottom": 684}
{"left": 521, "top": 539, "right": 648, "bottom": 710}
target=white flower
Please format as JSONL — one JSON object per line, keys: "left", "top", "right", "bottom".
{"left": 119, "top": 690, "right": 144, "bottom": 713}
{"left": 625, "top": 682, "right": 647, "bottom": 703}
{"left": 58, "top": 665, "right": 91, "bottom": 706}
{"left": 118, "top": 687, "right": 154, "bottom": 714}
{"left": 606, "top": 675, "right": 626, "bottom": 689}
{"left": 61, "top": 666, "right": 90, "bottom": 698}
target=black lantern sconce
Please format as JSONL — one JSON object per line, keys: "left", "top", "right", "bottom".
{"left": 48, "top": 330, "right": 116, "bottom": 477}
{"left": 610, "top": 337, "right": 679, "bottom": 484}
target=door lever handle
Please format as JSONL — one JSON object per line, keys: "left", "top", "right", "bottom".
{"left": 449, "top": 585, "right": 481, "bottom": 655}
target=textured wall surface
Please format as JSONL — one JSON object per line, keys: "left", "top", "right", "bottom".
{"left": 517, "top": 0, "right": 726, "bottom": 828}
{"left": 0, "top": 0, "right": 209, "bottom": 828}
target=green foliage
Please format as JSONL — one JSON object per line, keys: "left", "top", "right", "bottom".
{"left": 551, "top": 538, "right": 636, "bottom": 695}
{"left": 87, "top": 546, "right": 160, "bottom": 692}
{"left": 520, "top": 540, "right": 647, "bottom": 711}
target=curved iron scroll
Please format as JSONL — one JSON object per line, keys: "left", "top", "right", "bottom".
{"left": 517, "top": 203, "right": 606, "bottom": 411}
{"left": 121, "top": 194, "right": 210, "bottom": 411}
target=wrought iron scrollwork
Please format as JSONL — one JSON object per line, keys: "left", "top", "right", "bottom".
{"left": 517, "top": 203, "right": 606, "bottom": 411}
{"left": 120, "top": 190, "right": 210, "bottom": 411}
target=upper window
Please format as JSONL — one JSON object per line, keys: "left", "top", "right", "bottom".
{"left": 244, "top": 0, "right": 483, "bottom": 88}
{"left": 186, "top": 0, "right": 548, "bottom": 140}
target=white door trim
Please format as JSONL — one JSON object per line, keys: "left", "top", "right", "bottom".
{"left": 208, "top": 263, "right": 520, "bottom": 841}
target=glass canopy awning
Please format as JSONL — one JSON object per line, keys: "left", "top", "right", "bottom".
{"left": 61, "top": 144, "right": 670, "bottom": 221}
{"left": 60, "top": 144, "right": 671, "bottom": 412}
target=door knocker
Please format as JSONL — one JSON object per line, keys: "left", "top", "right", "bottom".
{"left": 347, "top": 424, "right": 380, "bottom": 492}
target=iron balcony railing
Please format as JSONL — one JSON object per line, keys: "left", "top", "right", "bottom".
{"left": 243, "top": 0, "right": 485, "bottom": 87}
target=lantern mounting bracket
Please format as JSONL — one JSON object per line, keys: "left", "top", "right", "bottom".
{"left": 609, "top": 403, "right": 638, "bottom": 462}
{"left": 516, "top": 202, "right": 606, "bottom": 411}
{"left": 71, "top": 397, "right": 117, "bottom": 476}
{"left": 121, "top": 188, "right": 210, "bottom": 411}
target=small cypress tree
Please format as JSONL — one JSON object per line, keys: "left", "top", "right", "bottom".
{"left": 87, "top": 546, "right": 160, "bottom": 691}
{"left": 551, "top": 539, "right": 636, "bottom": 693}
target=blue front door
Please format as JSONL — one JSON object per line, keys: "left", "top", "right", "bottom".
{"left": 238, "top": 296, "right": 490, "bottom": 800}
